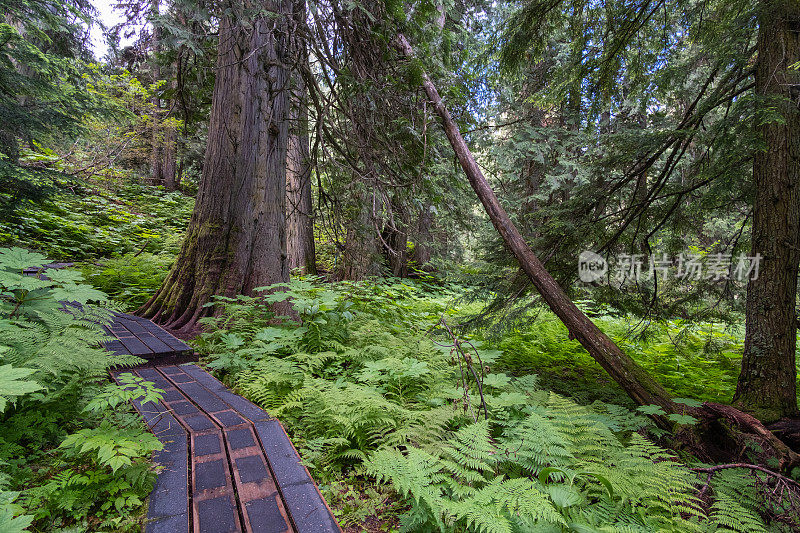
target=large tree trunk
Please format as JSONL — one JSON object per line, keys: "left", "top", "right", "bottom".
{"left": 733, "top": 0, "right": 800, "bottom": 422}
{"left": 339, "top": 195, "right": 383, "bottom": 280}
{"left": 285, "top": 0, "right": 316, "bottom": 275}
{"left": 393, "top": 34, "right": 676, "bottom": 413}
{"left": 285, "top": 105, "right": 316, "bottom": 274}
{"left": 140, "top": 0, "right": 291, "bottom": 332}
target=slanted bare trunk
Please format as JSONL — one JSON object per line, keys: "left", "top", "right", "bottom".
{"left": 734, "top": 0, "right": 800, "bottom": 422}
{"left": 140, "top": 1, "right": 290, "bottom": 332}
{"left": 393, "top": 33, "right": 676, "bottom": 413}
{"left": 392, "top": 31, "right": 800, "bottom": 471}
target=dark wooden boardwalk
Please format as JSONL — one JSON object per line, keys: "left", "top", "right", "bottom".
{"left": 105, "top": 326, "right": 339, "bottom": 533}
{"left": 28, "top": 262, "right": 338, "bottom": 531}
{"left": 103, "top": 312, "right": 193, "bottom": 358}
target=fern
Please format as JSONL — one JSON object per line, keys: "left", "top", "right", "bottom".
{"left": 0, "top": 248, "right": 154, "bottom": 530}
{"left": 708, "top": 469, "right": 770, "bottom": 532}
{"left": 200, "top": 276, "right": 786, "bottom": 531}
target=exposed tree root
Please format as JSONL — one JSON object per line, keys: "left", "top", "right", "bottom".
{"left": 676, "top": 403, "right": 800, "bottom": 473}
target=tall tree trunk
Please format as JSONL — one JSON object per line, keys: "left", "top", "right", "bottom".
{"left": 150, "top": 0, "right": 163, "bottom": 185}
{"left": 161, "top": 53, "right": 179, "bottom": 191}
{"left": 285, "top": 0, "right": 316, "bottom": 274}
{"left": 410, "top": 205, "right": 434, "bottom": 269}
{"left": 733, "top": 0, "right": 800, "bottom": 422}
{"left": 382, "top": 197, "right": 410, "bottom": 277}
{"left": 161, "top": 119, "right": 177, "bottom": 190}
{"left": 339, "top": 194, "right": 382, "bottom": 280}
{"left": 394, "top": 34, "right": 676, "bottom": 413}
{"left": 140, "top": 0, "right": 291, "bottom": 332}
{"left": 161, "top": 89, "right": 178, "bottom": 191}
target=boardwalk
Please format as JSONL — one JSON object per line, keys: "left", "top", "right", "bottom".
{"left": 102, "top": 312, "right": 193, "bottom": 358}
{"left": 104, "top": 318, "right": 340, "bottom": 533}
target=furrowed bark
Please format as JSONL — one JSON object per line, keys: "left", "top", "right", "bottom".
{"left": 286, "top": 0, "right": 317, "bottom": 275}
{"left": 149, "top": 0, "right": 163, "bottom": 186}
{"left": 734, "top": 0, "right": 800, "bottom": 422}
{"left": 140, "top": 1, "right": 290, "bottom": 332}
{"left": 393, "top": 33, "right": 676, "bottom": 413}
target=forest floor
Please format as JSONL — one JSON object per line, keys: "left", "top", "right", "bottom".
{"left": 5, "top": 181, "right": 800, "bottom": 531}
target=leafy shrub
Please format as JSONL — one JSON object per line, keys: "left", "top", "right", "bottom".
{"left": 0, "top": 247, "right": 162, "bottom": 531}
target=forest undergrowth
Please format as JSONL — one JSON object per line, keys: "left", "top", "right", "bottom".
{"left": 3, "top": 181, "right": 800, "bottom": 531}
{"left": 195, "top": 277, "right": 800, "bottom": 531}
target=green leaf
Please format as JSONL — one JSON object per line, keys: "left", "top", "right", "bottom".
{"left": 47, "top": 283, "right": 108, "bottom": 304}
{"left": 0, "top": 247, "right": 48, "bottom": 271}
{"left": 2, "top": 271, "right": 55, "bottom": 291}
{"left": 667, "top": 413, "right": 699, "bottom": 425}
{"left": 539, "top": 466, "right": 568, "bottom": 485}
{"left": 0, "top": 505, "right": 33, "bottom": 533}
{"left": 482, "top": 373, "right": 511, "bottom": 389}
{"left": 0, "top": 364, "right": 42, "bottom": 412}
{"left": 44, "top": 269, "right": 85, "bottom": 284}
{"left": 672, "top": 397, "right": 703, "bottom": 408}
{"left": 636, "top": 404, "right": 666, "bottom": 416}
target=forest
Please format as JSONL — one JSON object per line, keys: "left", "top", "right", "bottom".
{"left": 1, "top": 0, "right": 800, "bottom": 531}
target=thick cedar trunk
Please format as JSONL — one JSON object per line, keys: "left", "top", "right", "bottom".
{"left": 285, "top": 0, "right": 316, "bottom": 274}
{"left": 394, "top": 34, "right": 676, "bottom": 413}
{"left": 733, "top": 0, "right": 800, "bottom": 422}
{"left": 140, "top": 1, "right": 290, "bottom": 332}
{"left": 286, "top": 107, "right": 316, "bottom": 273}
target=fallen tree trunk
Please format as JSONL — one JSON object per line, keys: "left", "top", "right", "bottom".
{"left": 392, "top": 33, "right": 800, "bottom": 470}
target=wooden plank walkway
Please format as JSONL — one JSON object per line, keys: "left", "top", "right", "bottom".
{"left": 113, "top": 364, "right": 340, "bottom": 533}
{"left": 26, "top": 262, "right": 338, "bottom": 531}
{"left": 102, "top": 312, "right": 193, "bottom": 358}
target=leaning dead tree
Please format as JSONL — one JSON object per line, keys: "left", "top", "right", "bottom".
{"left": 392, "top": 32, "right": 800, "bottom": 470}
{"left": 393, "top": 33, "right": 675, "bottom": 414}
